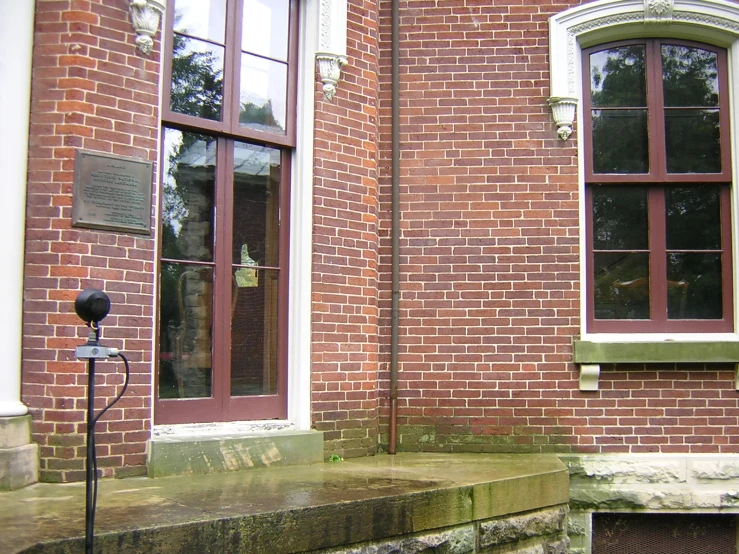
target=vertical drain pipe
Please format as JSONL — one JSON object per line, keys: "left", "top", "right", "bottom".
{"left": 388, "top": 0, "right": 400, "bottom": 455}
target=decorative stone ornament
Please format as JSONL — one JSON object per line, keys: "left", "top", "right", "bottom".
{"left": 317, "top": 0, "right": 348, "bottom": 101}
{"left": 316, "top": 53, "right": 348, "bottom": 101}
{"left": 129, "top": 0, "right": 165, "bottom": 55}
{"left": 645, "top": 0, "right": 674, "bottom": 23}
{"left": 548, "top": 97, "right": 578, "bottom": 140}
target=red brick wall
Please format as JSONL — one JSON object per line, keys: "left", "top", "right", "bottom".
{"left": 22, "top": 0, "right": 739, "bottom": 480}
{"left": 23, "top": 0, "right": 159, "bottom": 482}
{"left": 311, "top": 1, "right": 382, "bottom": 458}
{"left": 370, "top": 0, "right": 739, "bottom": 455}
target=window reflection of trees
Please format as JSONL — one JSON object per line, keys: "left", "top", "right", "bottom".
{"left": 591, "top": 46, "right": 646, "bottom": 107}
{"left": 590, "top": 46, "right": 647, "bottom": 174}
{"left": 662, "top": 46, "right": 718, "bottom": 106}
{"left": 666, "top": 186, "right": 722, "bottom": 319}
{"left": 169, "top": 14, "right": 285, "bottom": 132}
{"left": 170, "top": 33, "right": 224, "bottom": 121}
{"left": 661, "top": 45, "right": 721, "bottom": 174}
{"left": 590, "top": 43, "right": 722, "bottom": 174}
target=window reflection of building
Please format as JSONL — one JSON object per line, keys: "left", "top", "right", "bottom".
{"left": 156, "top": 0, "right": 296, "bottom": 423}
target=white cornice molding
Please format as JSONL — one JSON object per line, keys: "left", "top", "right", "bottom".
{"left": 548, "top": 0, "right": 739, "bottom": 139}
{"left": 129, "top": 0, "right": 165, "bottom": 55}
{"left": 316, "top": 0, "right": 348, "bottom": 100}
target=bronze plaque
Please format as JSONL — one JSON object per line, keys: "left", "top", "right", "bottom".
{"left": 72, "top": 150, "right": 153, "bottom": 234}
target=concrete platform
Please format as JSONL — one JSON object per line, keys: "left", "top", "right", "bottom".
{"left": 0, "top": 453, "right": 569, "bottom": 553}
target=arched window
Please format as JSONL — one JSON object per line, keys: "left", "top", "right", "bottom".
{"left": 583, "top": 39, "right": 732, "bottom": 332}
{"left": 549, "top": 0, "right": 739, "bottom": 339}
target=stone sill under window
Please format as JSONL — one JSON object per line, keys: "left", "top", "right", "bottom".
{"left": 573, "top": 340, "right": 739, "bottom": 391}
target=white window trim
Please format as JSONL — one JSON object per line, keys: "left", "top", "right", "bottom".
{"left": 549, "top": 0, "right": 739, "bottom": 342}
{"left": 288, "top": 0, "right": 321, "bottom": 429}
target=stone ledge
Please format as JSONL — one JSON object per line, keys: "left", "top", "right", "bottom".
{"left": 569, "top": 484, "right": 739, "bottom": 512}
{"left": 147, "top": 429, "right": 324, "bottom": 477}
{"left": 561, "top": 454, "right": 739, "bottom": 512}
{"left": 573, "top": 340, "right": 739, "bottom": 364}
{"left": 572, "top": 341, "right": 739, "bottom": 390}
{"left": 561, "top": 454, "right": 739, "bottom": 486}
{"left": 1, "top": 453, "right": 569, "bottom": 554}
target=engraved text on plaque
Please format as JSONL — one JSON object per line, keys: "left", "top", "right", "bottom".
{"left": 72, "top": 150, "right": 153, "bottom": 234}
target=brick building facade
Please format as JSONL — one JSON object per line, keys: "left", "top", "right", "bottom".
{"left": 3, "top": 0, "right": 739, "bottom": 551}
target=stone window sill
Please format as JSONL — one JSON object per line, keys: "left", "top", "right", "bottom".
{"left": 573, "top": 340, "right": 739, "bottom": 391}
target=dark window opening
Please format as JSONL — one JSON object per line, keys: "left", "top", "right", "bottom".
{"left": 592, "top": 513, "right": 737, "bottom": 554}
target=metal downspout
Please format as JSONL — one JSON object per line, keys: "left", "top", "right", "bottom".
{"left": 388, "top": 0, "right": 400, "bottom": 455}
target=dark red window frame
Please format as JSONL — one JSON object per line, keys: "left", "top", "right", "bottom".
{"left": 583, "top": 39, "right": 734, "bottom": 333}
{"left": 155, "top": 0, "right": 299, "bottom": 424}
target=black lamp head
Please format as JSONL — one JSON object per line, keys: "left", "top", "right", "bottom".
{"left": 75, "top": 289, "right": 111, "bottom": 325}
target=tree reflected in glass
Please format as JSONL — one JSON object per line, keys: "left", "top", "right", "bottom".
{"left": 590, "top": 46, "right": 648, "bottom": 174}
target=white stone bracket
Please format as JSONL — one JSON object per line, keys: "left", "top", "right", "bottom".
{"left": 317, "top": 0, "right": 348, "bottom": 101}
{"left": 579, "top": 364, "right": 601, "bottom": 391}
{"left": 129, "top": 0, "right": 165, "bottom": 55}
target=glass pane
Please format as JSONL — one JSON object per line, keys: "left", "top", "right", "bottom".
{"left": 662, "top": 45, "right": 719, "bottom": 107}
{"left": 592, "top": 186, "right": 648, "bottom": 250}
{"left": 242, "top": 0, "right": 290, "bottom": 61}
{"left": 667, "top": 253, "right": 722, "bottom": 319}
{"left": 590, "top": 46, "right": 646, "bottom": 107}
{"left": 239, "top": 53, "right": 288, "bottom": 134}
{"left": 592, "top": 110, "right": 649, "bottom": 173}
{"left": 159, "top": 263, "right": 214, "bottom": 399}
{"left": 170, "top": 36, "right": 224, "bottom": 121}
{"left": 161, "top": 128, "right": 216, "bottom": 262}
{"left": 665, "top": 109, "right": 720, "bottom": 173}
{"left": 231, "top": 269, "right": 279, "bottom": 396}
{"left": 666, "top": 186, "right": 720, "bottom": 250}
{"left": 594, "top": 253, "right": 650, "bottom": 319}
{"left": 232, "top": 143, "right": 281, "bottom": 267}
{"left": 173, "top": 0, "right": 226, "bottom": 44}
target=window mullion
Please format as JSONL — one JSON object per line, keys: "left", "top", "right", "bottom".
{"left": 213, "top": 137, "right": 234, "bottom": 404}
{"left": 720, "top": 185, "right": 734, "bottom": 325}
{"left": 647, "top": 40, "right": 667, "bottom": 181}
{"left": 649, "top": 187, "right": 667, "bottom": 324}
{"left": 222, "top": 0, "right": 242, "bottom": 133}
{"left": 584, "top": 186, "right": 597, "bottom": 331}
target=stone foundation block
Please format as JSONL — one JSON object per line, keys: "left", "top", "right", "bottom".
{"left": 0, "top": 415, "right": 38, "bottom": 490}
{"left": 480, "top": 506, "right": 568, "bottom": 550}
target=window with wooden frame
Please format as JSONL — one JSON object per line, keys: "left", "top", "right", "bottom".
{"left": 583, "top": 39, "right": 733, "bottom": 333}
{"left": 156, "top": 0, "right": 298, "bottom": 424}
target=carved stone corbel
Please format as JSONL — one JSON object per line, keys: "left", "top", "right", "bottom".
{"left": 644, "top": 0, "right": 674, "bottom": 24}
{"left": 129, "top": 0, "right": 165, "bottom": 55}
{"left": 316, "top": 52, "right": 348, "bottom": 101}
{"left": 548, "top": 96, "right": 578, "bottom": 140}
{"left": 316, "top": 0, "right": 348, "bottom": 101}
